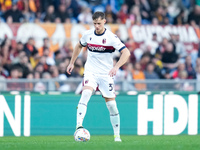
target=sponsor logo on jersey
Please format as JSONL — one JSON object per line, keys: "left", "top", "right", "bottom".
{"left": 102, "top": 38, "right": 106, "bottom": 44}
{"left": 88, "top": 44, "right": 106, "bottom": 51}
{"left": 87, "top": 43, "right": 115, "bottom": 53}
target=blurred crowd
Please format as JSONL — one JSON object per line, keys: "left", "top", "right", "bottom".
{"left": 0, "top": 0, "right": 199, "bottom": 25}
{"left": 0, "top": 0, "right": 200, "bottom": 92}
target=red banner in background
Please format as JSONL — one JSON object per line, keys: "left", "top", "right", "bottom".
{"left": 0, "top": 23, "right": 199, "bottom": 52}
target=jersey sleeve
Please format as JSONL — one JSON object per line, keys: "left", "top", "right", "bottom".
{"left": 112, "top": 34, "right": 126, "bottom": 52}
{"left": 80, "top": 31, "right": 87, "bottom": 47}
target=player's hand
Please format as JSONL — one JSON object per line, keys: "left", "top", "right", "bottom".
{"left": 66, "top": 63, "right": 74, "bottom": 75}
{"left": 109, "top": 66, "right": 119, "bottom": 77}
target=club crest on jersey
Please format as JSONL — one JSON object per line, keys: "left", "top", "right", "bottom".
{"left": 90, "top": 37, "right": 92, "bottom": 40}
{"left": 102, "top": 38, "right": 106, "bottom": 44}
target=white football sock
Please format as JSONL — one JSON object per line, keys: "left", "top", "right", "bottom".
{"left": 106, "top": 100, "right": 120, "bottom": 136}
{"left": 76, "top": 89, "right": 92, "bottom": 127}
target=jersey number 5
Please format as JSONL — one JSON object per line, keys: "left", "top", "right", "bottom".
{"left": 109, "top": 83, "right": 113, "bottom": 91}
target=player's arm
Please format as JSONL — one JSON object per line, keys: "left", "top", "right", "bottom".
{"left": 67, "top": 42, "right": 83, "bottom": 74}
{"left": 109, "top": 48, "right": 130, "bottom": 77}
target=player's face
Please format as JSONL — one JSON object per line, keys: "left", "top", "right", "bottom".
{"left": 93, "top": 18, "right": 106, "bottom": 34}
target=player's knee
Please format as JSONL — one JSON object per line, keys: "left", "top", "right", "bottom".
{"left": 82, "top": 89, "right": 92, "bottom": 97}
{"left": 79, "top": 89, "right": 92, "bottom": 104}
{"left": 106, "top": 100, "right": 119, "bottom": 115}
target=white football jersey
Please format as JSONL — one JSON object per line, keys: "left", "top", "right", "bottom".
{"left": 80, "top": 28, "right": 126, "bottom": 74}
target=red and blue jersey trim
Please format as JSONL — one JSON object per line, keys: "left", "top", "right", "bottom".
{"left": 119, "top": 46, "right": 126, "bottom": 52}
{"left": 80, "top": 41, "right": 87, "bottom": 47}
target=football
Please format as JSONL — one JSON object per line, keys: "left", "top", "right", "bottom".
{"left": 74, "top": 128, "right": 90, "bottom": 142}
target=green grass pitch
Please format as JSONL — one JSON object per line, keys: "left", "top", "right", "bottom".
{"left": 0, "top": 135, "right": 200, "bottom": 150}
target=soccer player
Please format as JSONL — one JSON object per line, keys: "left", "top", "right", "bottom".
{"left": 67, "top": 11, "right": 130, "bottom": 142}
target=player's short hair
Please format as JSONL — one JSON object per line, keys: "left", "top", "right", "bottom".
{"left": 92, "top": 11, "right": 105, "bottom": 20}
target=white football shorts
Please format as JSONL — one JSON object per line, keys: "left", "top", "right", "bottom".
{"left": 83, "top": 73, "right": 116, "bottom": 98}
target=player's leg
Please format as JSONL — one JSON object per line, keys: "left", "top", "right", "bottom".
{"left": 105, "top": 98, "right": 121, "bottom": 142}
{"left": 76, "top": 87, "right": 93, "bottom": 129}
{"left": 76, "top": 75, "right": 97, "bottom": 129}
{"left": 98, "top": 75, "right": 121, "bottom": 142}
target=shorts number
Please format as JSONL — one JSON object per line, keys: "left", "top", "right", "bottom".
{"left": 109, "top": 84, "right": 113, "bottom": 91}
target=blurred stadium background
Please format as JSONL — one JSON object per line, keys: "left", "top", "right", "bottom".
{"left": 0, "top": 0, "right": 200, "bottom": 142}
{"left": 0, "top": 0, "right": 200, "bottom": 92}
